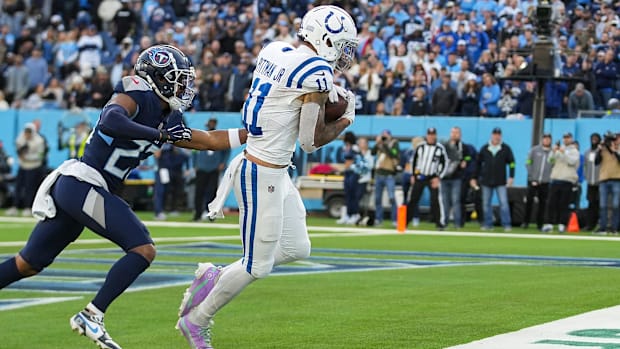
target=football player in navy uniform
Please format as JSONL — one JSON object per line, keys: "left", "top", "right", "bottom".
{"left": 0, "top": 45, "right": 247, "bottom": 349}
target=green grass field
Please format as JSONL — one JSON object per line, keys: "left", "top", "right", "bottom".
{"left": 1, "top": 213, "right": 619, "bottom": 349}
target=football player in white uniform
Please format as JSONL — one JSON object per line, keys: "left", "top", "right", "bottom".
{"left": 176, "top": 5, "right": 358, "bottom": 349}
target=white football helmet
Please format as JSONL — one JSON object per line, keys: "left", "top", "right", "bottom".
{"left": 298, "top": 5, "right": 359, "bottom": 71}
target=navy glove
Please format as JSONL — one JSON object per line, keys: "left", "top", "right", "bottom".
{"left": 160, "top": 123, "right": 192, "bottom": 144}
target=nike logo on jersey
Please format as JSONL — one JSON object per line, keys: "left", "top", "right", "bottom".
{"left": 131, "top": 77, "right": 140, "bottom": 85}
{"left": 316, "top": 72, "right": 326, "bottom": 76}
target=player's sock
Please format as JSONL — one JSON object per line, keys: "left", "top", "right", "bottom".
{"left": 0, "top": 257, "right": 26, "bottom": 289}
{"left": 189, "top": 260, "right": 255, "bottom": 325}
{"left": 92, "top": 252, "right": 150, "bottom": 312}
{"left": 85, "top": 302, "right": 104, "bottom": 317}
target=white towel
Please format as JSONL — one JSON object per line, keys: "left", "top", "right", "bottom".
{"left": 32, "top": 160, "right": 109, "bottom": 221}
{"left": 207, "top": 152, "right": 244, "bottom": 219}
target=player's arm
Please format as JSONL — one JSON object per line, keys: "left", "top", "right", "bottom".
{"left": 175, "top": 128, "right": 248, "bottom": 151}
{"left": 298, "top": 92, "right": 351, "bottom": 153}
{"left": 99, "top": 93, "right": 188, "bottom": 143}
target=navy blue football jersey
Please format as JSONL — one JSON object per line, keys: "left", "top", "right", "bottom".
{"left": 80, "top": 75, "right": 175, "bottom": 193}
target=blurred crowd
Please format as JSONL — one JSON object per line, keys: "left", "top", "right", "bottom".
{"left": 1, "top": 0, "right": 620, "bottom": 117}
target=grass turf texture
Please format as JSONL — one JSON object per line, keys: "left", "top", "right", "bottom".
{"left": 0, "top": 212, "right": 619, "bottom": 348}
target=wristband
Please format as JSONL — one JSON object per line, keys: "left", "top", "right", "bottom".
{"left": 228, "top": 128, "right": 242, "bottom": 148}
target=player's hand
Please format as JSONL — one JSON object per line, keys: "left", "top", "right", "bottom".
{"left": 160, "top": 123, "right": 192, "bottom": 144}
{"left": 340, "top": 90, "right": 356, "bottom": 126}
{"left": 328, "top": 84, "right": 348, "bottom": 103}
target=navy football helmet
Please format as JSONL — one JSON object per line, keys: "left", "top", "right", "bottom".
{"left": 134, "top": 45, "right": 196, "bottom": 111}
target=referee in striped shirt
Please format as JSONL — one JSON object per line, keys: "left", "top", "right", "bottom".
{"left": 406, "top": 127, "right": 448, "bottom": 229}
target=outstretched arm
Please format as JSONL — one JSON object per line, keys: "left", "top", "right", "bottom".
{"left": 175, "top": 128, "right": 248, "bottom": 151}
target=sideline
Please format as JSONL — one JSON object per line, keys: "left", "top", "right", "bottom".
{"left": 1, "top": 216, "right": 620, "bottom": 245}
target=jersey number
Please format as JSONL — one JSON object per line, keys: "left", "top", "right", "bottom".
{"left": 242, "top": 77, "right": 272, "bottom": 136}
{"left": 103, "top": 140, "right": 152, "bottom": 179}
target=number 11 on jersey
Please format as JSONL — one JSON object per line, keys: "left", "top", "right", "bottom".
{"left": 242, "top": 77, "right": 272, "bottom": 136}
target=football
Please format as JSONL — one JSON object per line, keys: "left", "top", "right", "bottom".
{"left": 324, "top": 94, "right": 348, "bottom": 122}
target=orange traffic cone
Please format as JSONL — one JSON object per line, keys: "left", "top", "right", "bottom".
{"left": 567, "top": 211, "right": 580, "bottom": 233}
{"left": 397, "top": 205, "right": 407, "bottom": 233}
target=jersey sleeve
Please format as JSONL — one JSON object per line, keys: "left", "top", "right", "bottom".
{"left": 113, "top": 75, "right": 155, "bottom": 105}
{"left": 286, "top": 56, "right": 334, "bottom": 93}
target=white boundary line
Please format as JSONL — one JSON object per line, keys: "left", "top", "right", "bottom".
{"left": 1, "top": 217, "right": 620, "bottom": 247}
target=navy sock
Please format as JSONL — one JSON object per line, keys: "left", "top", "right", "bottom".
{"left": 92, "top": 252, "right": 150, "bottom": 312}
{"left": 0, "top": 257, "right": 26, "bottom": 289}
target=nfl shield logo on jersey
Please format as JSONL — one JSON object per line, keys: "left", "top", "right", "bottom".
{"left": 268, "top": 185, "right": 275, "bottom": 193}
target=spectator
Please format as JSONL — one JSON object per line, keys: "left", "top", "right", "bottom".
{"left": 595, "top": 131, "right": 620, "bottom": 234}
{"left": 406, "top": 127, "right": 448, "bottom": 229}
{"left": 442, "top": 126, "right": 473, "bottom": 228}
{"left": 355, "top": 137, "right": 374, "bottom": 226}
{"left": 77, "top": 25, "right": 103, "bottom": 71}
{"left": 42, "top": 78, "right": 65, "bottom": 108}
{"left": 65, "top": 75, "right": 89, "bottom": 109}
{"left": 408, "top": 88, "right": 430, "bottom": 115}
{"left": 472, "top": 127, "right": 516, "bottom": 231}
{"left": 337, "top": 132, "right": 361, "bottom": 225}
{"left": 4, "top": 54, "right": 29, "bottom": 107}
{"left": 479, "top": 73, "right": 501, "bottom": 117}
{"left": 149, "top": 0, "right": 176, "bottom": 35}
{"left": 431, "top": 73, "right": 458, "bottom": 115}
{"left": 226, "top": 61, "right": 252, "bottom": 112}
{"left": 6, "top": 123, "right": 46, "bottom": 217}
{"left": 204, "top": 72, "right": 226, "bottom": 111}
{"left": 24, "top": 47, "right": 48, "bottom": 90}
{"left": 460, "top": 77, "right": 480, "bottom": 116}
{"left": 23, "top": 83, "right": 46, "bottom": 110}
{"left": 357, "top": 61, "right": 383, "bottom": 115}
{"left": 567, "top": 83, "right": 594, "bottom": 119}
{"left": 88, "top": 67, "right": 114, "bottom": 109}
{"left": 522, "top": 133, "right": 553, "bottom": 230}
{"left": 54, "top": 31, "right": 79, "bottom": 79}
{"left": 153, "top": 143, "right": 188, "bottom": 220}
{"left": 113, "top": 0, "right": 138, "bottom": 44}
{"left": 58, "top": 121, "right": 91, "bottom": 160}
{"left": 542, "top": 132, "right": 581, "bottom": 233}
{"left": 372, "top": 129, "right": 400, "bottom": 227}
{"left": 583, "top": 132, "right": 601, "bottom": 231}
{"left": 594, "top": 50, "right": 617, "bottom": 108}
{"left": 192, "top": 118, "right": 230, "bottom": 222}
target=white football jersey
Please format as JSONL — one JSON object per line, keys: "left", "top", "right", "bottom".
{"left": 243, "top": 41, "right": 334, "bottom": 166}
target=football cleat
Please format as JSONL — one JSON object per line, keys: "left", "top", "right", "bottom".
{"left": 70, "top": 310, "right": 122, "bottom": 349}
{"left": 178, "top": 263, "right": 222, "bottom": 317}
{"left": 176, "top": 316, "right": 214, "bottom": 349}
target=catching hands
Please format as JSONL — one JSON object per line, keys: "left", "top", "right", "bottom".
{"left": 341, "top": 90, "right": 356, "bottom": 126}
{"left": 328, "top": 84, "right": 348, "bottom": 103}
{"left": 160, "top": 123, "right": 192, "bottom": 144}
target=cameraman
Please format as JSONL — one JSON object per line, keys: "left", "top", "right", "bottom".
{"left": 595, "top": 131, "right": 620, "bottom": 234}
{"left": 372, "top": 129, "right": 400, "bottom": 227}
{"left": 542, "top": 133, "right": 580, "bottom": 233}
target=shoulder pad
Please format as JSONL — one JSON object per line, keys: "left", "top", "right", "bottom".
{"left": 286, "top": 56, "right": 334, "bottom": 92}
{"left": 121, "top": 76, "right": 152, "bottom": 92}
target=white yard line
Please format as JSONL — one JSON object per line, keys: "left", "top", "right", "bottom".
{"left": 1, "top": 216, "right": 620, "bottom": 248}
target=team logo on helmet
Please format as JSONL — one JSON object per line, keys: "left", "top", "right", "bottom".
{"left": 324, "top": 11, "right": 345, "bottom": 34}
{"left": 148, "top": 48, "right": 171, "bottom": 67}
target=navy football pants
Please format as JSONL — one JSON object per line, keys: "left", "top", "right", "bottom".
{"left": 20, "top": 175, "right": 153, "bottom": 271}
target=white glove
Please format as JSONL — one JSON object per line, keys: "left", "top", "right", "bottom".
{"left": 341, "top": 90, "right": 356, "bottom": 126}
{"left": 328, "top": 84, "right": 348, "bottom": 103}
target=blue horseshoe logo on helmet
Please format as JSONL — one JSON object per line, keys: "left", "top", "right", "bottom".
{"left": 325, "top": 11, "right": 345, "bottom": 34}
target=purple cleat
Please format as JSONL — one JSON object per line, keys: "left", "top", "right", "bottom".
{"left": 176, "top": 316, "right": 214, "bottom": 349}
{"left": 178, "top": 263, "right": 222, "bottom": 317}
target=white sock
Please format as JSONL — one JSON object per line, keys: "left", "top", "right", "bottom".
{"left": 86, "top": 302, "right": 104, "bottom": 317}
{"left": 189, "top": 260, "right": 255, "bottom": 325}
